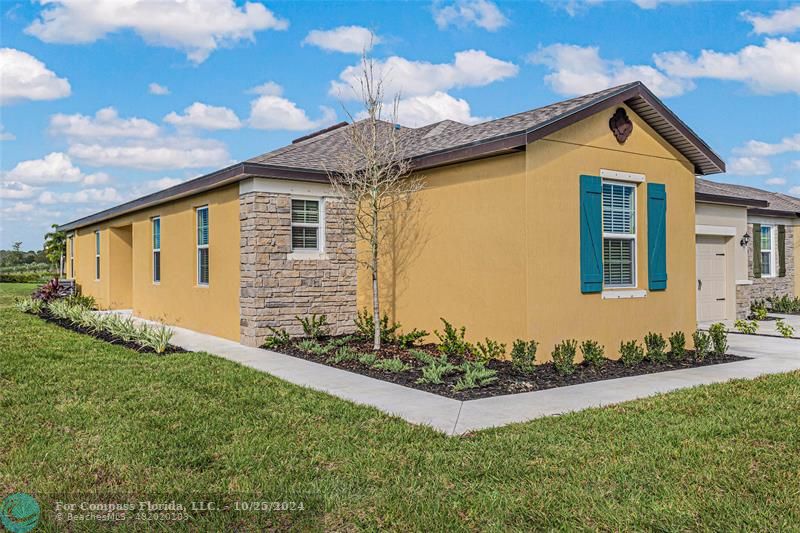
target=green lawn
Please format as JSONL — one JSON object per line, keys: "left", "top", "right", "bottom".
{"left": 2, "top": 282, "right": 799, "bottom": 530}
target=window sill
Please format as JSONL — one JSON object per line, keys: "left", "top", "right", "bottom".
{"left": 602, "top": 289, "right": 647, "bottom": 300}
{"left": 288, "top": 251, "right": 329, "bottom": 261}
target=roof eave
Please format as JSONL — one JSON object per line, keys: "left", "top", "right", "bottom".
{"left": 748, "top": 208, "right": 800, "bottom": 218}
{"left": 695, "top": 192, "right": 770, "bottom": 208}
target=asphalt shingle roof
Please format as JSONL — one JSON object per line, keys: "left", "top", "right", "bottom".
{"left": 696, "top": 178, "right": 800, "bottom": 215}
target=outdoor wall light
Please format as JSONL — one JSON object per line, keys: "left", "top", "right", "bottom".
{"left": 740, "top": 233, "right": 751, "bottom": 247}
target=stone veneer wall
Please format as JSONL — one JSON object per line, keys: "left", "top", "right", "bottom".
{"left": 240, "top": 192, "right": 357, "bottom": 347}
{"left": 741, "top": 224, "right": 795, "bottom": 315}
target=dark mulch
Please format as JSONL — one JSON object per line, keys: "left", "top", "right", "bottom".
{"left": 37, "top": 310, "right": 189, "bottom": 355}
{"left": 270, "top": 337, "right": 750, "bottom": 401}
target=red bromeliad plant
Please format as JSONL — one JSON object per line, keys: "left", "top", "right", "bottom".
{"left": 32, "top": 278, "right": 71, "bottom": 302}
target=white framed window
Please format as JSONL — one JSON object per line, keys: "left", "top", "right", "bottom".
{"left": 196, "top": 206, "right": 209, "bottom": 286}
{"left": 68, "top": 234, "right": 74, "bottom": 279}
{"left": 94, "top": 230, "right": 101, "bottom": 280}
{"left": 291, "top": 198, "right": 324, "bottom": 252}
{"left": 602, "top": 181, "right": 637, "bottom": 288}
{"left": 152, "top": 217, "right": 161, "bottom": 284}
{"left": 761, "top": 224, "right": 776, "bottom": 278}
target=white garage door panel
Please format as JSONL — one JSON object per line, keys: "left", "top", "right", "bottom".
{"left": 696, "top": 237, "right": 727, "bottom": 322}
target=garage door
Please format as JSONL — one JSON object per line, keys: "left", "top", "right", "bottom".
{"left": 696, "top": 236, "right": 727, "bottom": 322}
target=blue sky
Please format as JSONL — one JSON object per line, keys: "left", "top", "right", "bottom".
{"left": 1, "top": 0, "right": 799, "bottom": 249}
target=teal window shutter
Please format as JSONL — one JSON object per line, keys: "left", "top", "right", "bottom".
{"left": 647, "top": 183, "right": 667, "bottom": 291}
{"left": 580, "top": 175, "right": 603, "bottom": 293}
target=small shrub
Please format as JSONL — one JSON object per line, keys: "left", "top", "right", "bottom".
{"left": 104, "top": 314, "right": 139, "bottom": 343}
{"left": 14, "top": 297, "right": 43, "bottom": 314}
{"left": 644, "top": 332, "right": 668, "bottom": 363}
{"left": 734, "top": 319, "right": 758, "bottom": 335}
{"left": 511, "top": 339, "right": 538, "bottom": 374}
{"left": 668, "top": 331, "right": 686, "bottom": 360}
{"left": 692, "top": 330, "right": 711, "bottom": 362}
{"left": 708, "top": 322, "right": 728, "bottom": 356}
{"left": 776, "top": 319, "right": 794, "bottom": 338}
{"left": 434, "top": 318, "right": 473, "bottom": 357}
{"left": 297, "top": 338, "right": 327, "bottom": 355}
{"left": 64, "top": 294, "right": 96, "bottom": 309}
{"left": 619, "top": 340, "right": 644, "bottom": 366}
{"left": 409, "top": 349, "right": 445, "bottom": 366}
{"left": 357, "top": 352, "right": 377, "bottom": 366}
{"left": 32, "top": 278, "right": 71, "bottom": 302}
{"left": 551, "top": 339, "right": 578, "bottom": 375}
{"left": 139, "top": 325, "right": 174, "bottom": 354}
{"left": 395, "top": 329, "right": 429, "bottom": 348}
{"left": 768, "top": 294, "right": 800, "bottom": 313}
{"left": 580, "top": 340, "right": 605, "bottom": 368}
{"left": 354, "top": 308, "right": 400, "bottom": 342}
{"left": 261, "top": 326, "right": 291, "bottom": 349}
{"left": 416, "top": 361, "right": 459, "bottom": 385}
{"left": 474, "top": 338, "right": 506, "bottom": 362}
{"left": 453, "top": 361, "right": 498, "bottom": 391}
{"left": 296, "top": 314, "right": 329, "bottom": 339}
{"left": 328, "top": 346, "right": 359, "bottom": 364}
{"left": 750, "top": 300, "right": 768, "bottom": 320}
{"left": 372, "top": 358, "right": 411, "bottom": 373}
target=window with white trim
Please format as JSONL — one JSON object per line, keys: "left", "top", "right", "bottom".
{"left": 291, "top": 198, "right": 323, "bottom": 251}
{"left": 152, "top": 217, "right": 161, "bottom": 283}
{"left": 761, "top": 224, "right": 776, "bottom": 277}
{"left": 94, "top": 230, "right": 101, "bottom": 280}
{"left": 602, "top": 181, "right": 636, "bottom": 288}
{"left": 68, "top": 234, "right": 74, "bottom": 278}
{"left": 196, "top": 206, "right": 209, "bottom": 285}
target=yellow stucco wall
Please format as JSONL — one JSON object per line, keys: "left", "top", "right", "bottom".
{"left": 70, "top": 184, "right": 241, "bottom": 341}
{"left": 358, "top": 104, "right": 698, "bottom": 360}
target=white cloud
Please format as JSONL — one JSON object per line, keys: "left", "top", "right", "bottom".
{"left": 0, "top": 202, "right": 35, "bottom": 215}
{"left": 39, "top": 187, "right": 122, "bottom": 205}
{"left": 49, "top": 107, "right": 160, "bottom": 140}
{"left": 766, "top": 177, "right": 787, "bottom": 186}
{"left": 164, "top": 102, "right": 242, "bottom": 130}
{"left": 432, "top": 0, "right": 508, "bottom": 31}
{"left": 0, "top": 182, "right": 39, "bottom": 200}
{"left": 654, "top": 38, "right": 800, "bottom": 95}
{"left": 631, "top": 0, "right": 690, "bottom": 9}
{"left": 0, "top": 48, "right": 71, "bottom": 104}
{"left": 129, "top": 176, "right": 189, "bottom": 197}
{"left": 68, "top": 137, "right": 230, "bottom": 170}
{"left": 248, "top": 83, "right": 337, "bottom": 131}
{"left": 331, "top": 50, "right": 518, "bottom": 101}
{"left": 149, "top": 82, "right": 170, "bottom": 95}
{"left": 303, "top": 26, "right": 379, "bottom": 53}
{"left": 743, "top": 5, "right": 800, "bottom": 35}
{"left": 528, "top": 43, "right": 692, "bottom": 98}
{"left": 733, "top": 133, "right": 800, "bottom": 157}
{"left": 728, "top": 157, "right": 772, "bottom": 176}
{"left": 3, "top": 152, "right": 109, "bottom": 185}
{"left": 394, "top": 91, "right": 487, "bottom": 127}
{"left": 789, "top": 186, "right": 800, "bottom": 196}
{"left": 25, "top": 0, "right": 289, "bottom": 64}
{"left": 0, "top": 125, "right": 15, "bottom": 141}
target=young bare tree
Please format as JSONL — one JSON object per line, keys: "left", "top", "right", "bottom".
{"left": 328, "top": 53, "right": 423, "bottom": 351}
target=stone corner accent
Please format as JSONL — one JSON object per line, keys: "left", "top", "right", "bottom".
{"left": 240, "top": 192, "right": 357, "bottom": 347}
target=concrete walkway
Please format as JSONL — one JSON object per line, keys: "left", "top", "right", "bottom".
{"left": 123, "top": 314, "right": 800, "bottom": 436}
{"left": 700, "top": 313, "right": 800, "bottom": 339}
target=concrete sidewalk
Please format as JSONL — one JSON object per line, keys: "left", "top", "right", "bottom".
{"left": 700, "top": 313, "right": 800, "bottom": 339}
{"left": 123, "top": 314, "right": 800, "bottom": 436}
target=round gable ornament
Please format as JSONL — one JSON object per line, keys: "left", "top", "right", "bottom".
{"left": 609, "top": 108, "right": 633, "bottom": 144}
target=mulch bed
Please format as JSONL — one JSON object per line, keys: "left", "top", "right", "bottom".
{"left": 271, "top": 338, "right": 750, "bottom": 401}
{"left": 37, "top": 310, "right": 189, "bottom": 354}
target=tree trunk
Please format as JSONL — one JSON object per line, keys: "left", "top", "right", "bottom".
{"left": 372, "top": 210, "right": 381, "bottom": 351}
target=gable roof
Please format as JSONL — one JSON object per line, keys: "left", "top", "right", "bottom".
{"left": 59, "top": 81, "right": 724, "bottom": 232}
{"left": 696, "top": 178, "right": 800, "bottom": 217}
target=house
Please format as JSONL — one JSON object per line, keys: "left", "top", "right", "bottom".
{"left": 695, "top": 179, "right": 800, "bottom": 322}
{"left": 59, "top": 81, "right": 728, "bottom": 357}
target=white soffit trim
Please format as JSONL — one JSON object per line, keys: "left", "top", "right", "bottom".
{"left": 600, "top": 169, "right": 645, "bottom": 183}
{"left": 695, "top": 224, "right": 736, "bottom": 236}
{"left": 240, "top": 177, "right": 333, "bottom": 197}
{"left": 602, "top": 289, "right": 647, "bottom": 299}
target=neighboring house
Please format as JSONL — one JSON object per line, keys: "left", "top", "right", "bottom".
{"left": 695, "top": 179, "right": 800, "bottom": 321}
{"left": 59, "top": 81, "right": 727, "bottom": 357}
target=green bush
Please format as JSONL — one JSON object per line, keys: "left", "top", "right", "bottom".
{"left": 0, "top": 270, "right": 53, "bottom": 283}
{"left": 692, "top": 330, "right": 711, "bottom": 362}
{"left": 453, "top": 361, "right": 498, "bottom": 391}
{"left": 750, "top": 300, "right": 768, "bottom": 320}
{"left": 767, "top": 294, "right": 800, "bottom": 313}
{"left": 357, "top": 352, "right": 377, "bottom": 366}
{"left": 138, "top": 324, "right": 174, "bottom": 354}
{"left": 296, "top": 314, "right": 329, "bottom": 339}
{"left": 776, "top": 319, "right": 794, "bottom": 338}
{"left": 14, "top": 297, "right": 43, "bottom": 314}
{"left": 434, "top": 318, "right": 473, "bottom": 357}
{"left": 580, "top": 340, "right": 605, "bottom": 368}
{"left": 395, "top": 329, "right": 429, "bottom": 348}
{"left": 668, "top": 331, "right": 686, "bottom": 360}
{"left": 328, "top": 346, "right": 359, "bottom": 364}
{"left": 261, "top": 326, "right": 291, "bottom": 349}
{"left": 297, "top": 338, "right": 330, "bottom": 355}
{"left": 734, "top": 319, "right": 758, "bottom": 335}
{"left": 644, "top": 332, "right": 668, "bottom": 363}
{"left": 511, "top": 339, "right": 538, "bottom": 374}
{"left": 708, "top": 323, "right": 728, "bottom": 356}
{"left": 372, "top": 358, "right": 411, "bottom": 373}
{"left": 354, "top": 308, "right": 400, "bottom": 342}
{"left": 551, "top": 339, "right": 578, "bottom": 375}
{"left": 416, "top": 361, "right": 459, "bottom": 385}
{"left": 620, "top": 340, "right": 644, "bottom": 366}
{"left": 474, "top": 338, "right": 506, "bottom": 362}
{"left": 64, "top": 294, "right": 96, "bottom": 309}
